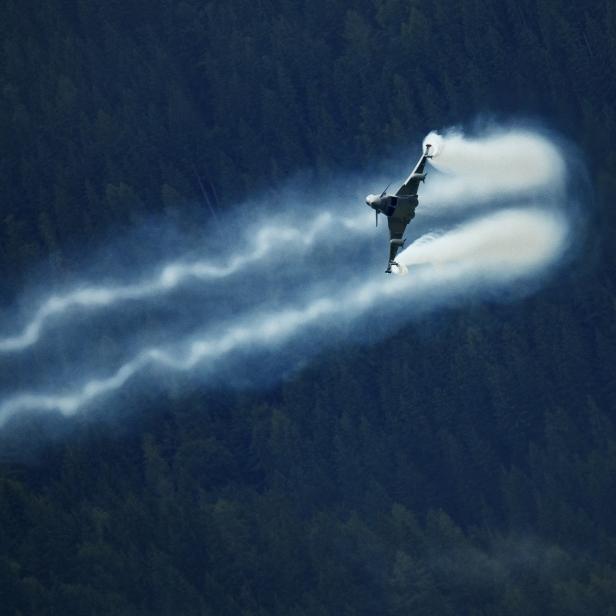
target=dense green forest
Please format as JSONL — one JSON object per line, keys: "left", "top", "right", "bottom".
{"left": 2, "top": 0, "right": 616, "bottom": 614}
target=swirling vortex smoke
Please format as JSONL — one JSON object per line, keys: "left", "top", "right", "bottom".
{"left": 0, "top": 126, "right": 575, "bottom": 427}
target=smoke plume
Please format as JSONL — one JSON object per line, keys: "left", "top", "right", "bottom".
{"left": 0, "top": 124, "right": 579, "bottom": 428}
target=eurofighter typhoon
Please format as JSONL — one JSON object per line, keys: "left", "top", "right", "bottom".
{"left": 365, "top": 144, "right": 433, "bottom": 272}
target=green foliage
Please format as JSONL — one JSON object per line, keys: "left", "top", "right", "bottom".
{"left": 2, "top": 0, "right": 616, "bottom": 614}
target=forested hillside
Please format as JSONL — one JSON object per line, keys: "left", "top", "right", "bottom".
{"left": 2, "top": 1, "right": 616, "bottom": 614}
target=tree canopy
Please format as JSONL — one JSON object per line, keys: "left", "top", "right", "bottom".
{"left": 1, "top": 1, "right": 616, "bottom": 614}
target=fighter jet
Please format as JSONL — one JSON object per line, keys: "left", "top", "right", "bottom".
{"left": 365, "top": 144, "right": 433, "bottom": 273}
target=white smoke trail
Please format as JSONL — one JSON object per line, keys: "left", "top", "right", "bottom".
{"left": 0, "top": 124, "right": 580, "bottom": 428}
{"left": 0, "top": 205, "right": 567, "bottom": 425}
{"left": 0, "top": 130, "right": 565, "bottom": 356}
{"left": 0, "top": 212, "right": 335, "bottom": 353}
{"left": 398, "top": 208, "right": 569, "bottom": 278}
{"left": 419, "top": 129, "right": 566, "bottom": 212}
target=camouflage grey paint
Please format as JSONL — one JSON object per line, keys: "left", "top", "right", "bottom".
{"left": 365, "top": 145, "right": 432, "bottom": 272}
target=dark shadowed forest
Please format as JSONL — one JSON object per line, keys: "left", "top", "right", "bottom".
{"left": 2, "top": 1, "right": 616, "bottom": 614}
